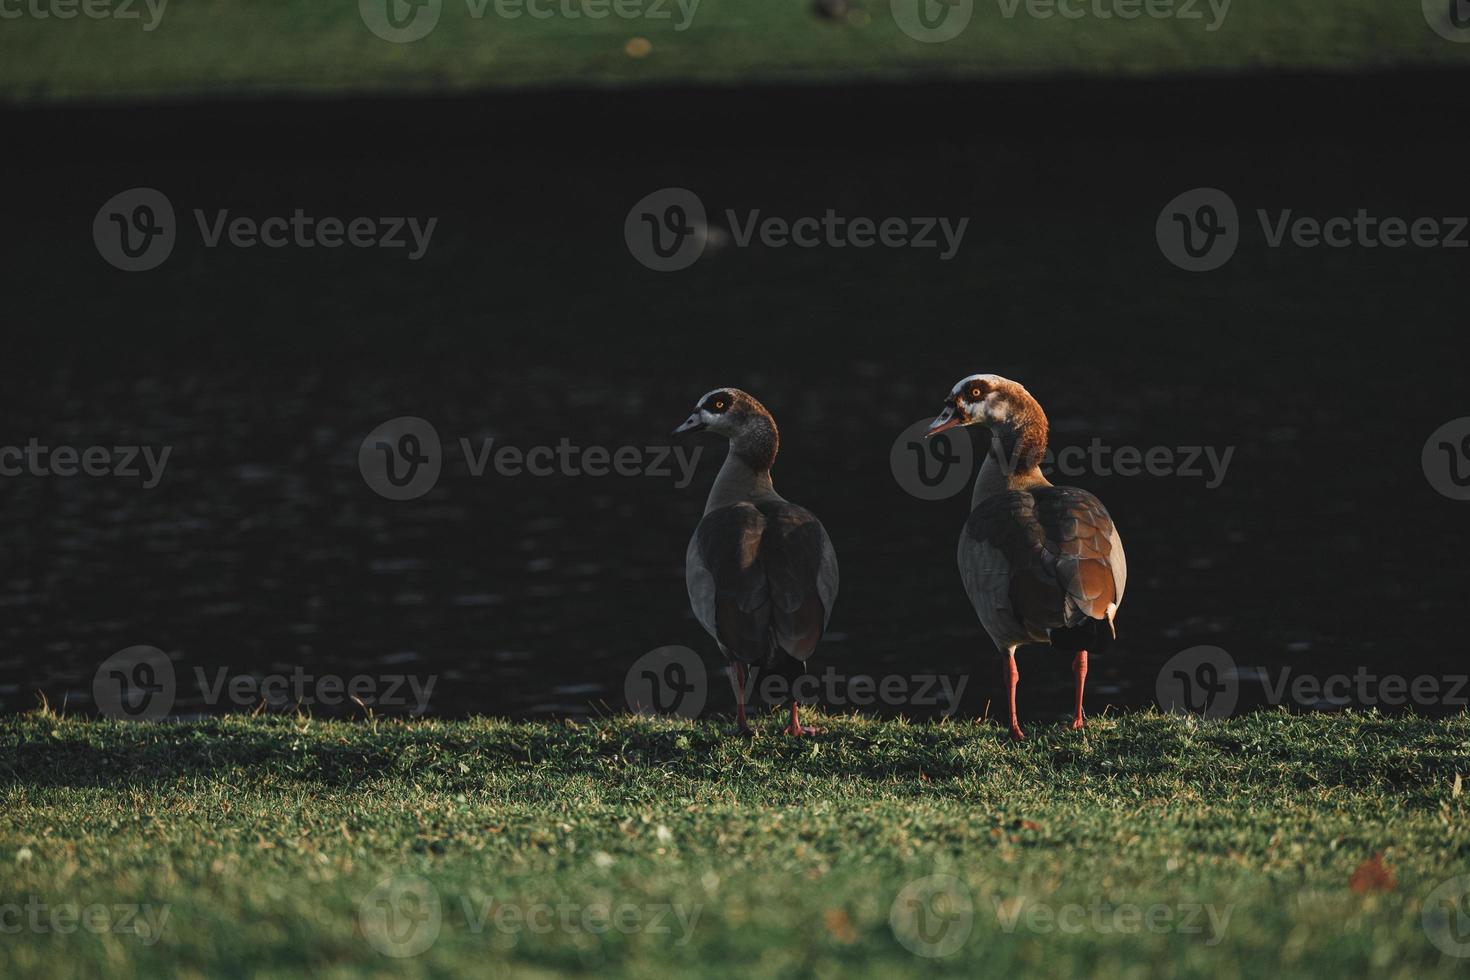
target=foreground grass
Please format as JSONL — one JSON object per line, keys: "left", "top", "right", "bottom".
{"left": 1, "top": 0, "right": 1468, "bottom": 104}
{"left": 2, "top": 710, "right": 1469, "bottom": 977}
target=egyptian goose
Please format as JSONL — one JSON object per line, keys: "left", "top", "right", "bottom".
{"left": 927, "top": 375, "right": 1126, "bottom": 740}
{"left": 674, "top": 388, "right": 839, "bottom": 737}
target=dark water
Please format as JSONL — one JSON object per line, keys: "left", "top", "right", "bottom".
{"left": 3, "top": 74, "right": 1466, "bottom": 723}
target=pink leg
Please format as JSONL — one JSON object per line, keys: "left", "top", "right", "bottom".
{"left": 731, "top": 664, "right": 753, "bottom": 737}
{"left": 1005, "top": 650, "right": 1025, "bottom": 741}
{"left": 783, "top": 700, "right": 820, "bottom": 737}
{"left": 1071, "top": 650, "right": 1088, "bottom": 730}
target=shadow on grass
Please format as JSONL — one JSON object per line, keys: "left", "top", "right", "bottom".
{"left": 2, "top": 712, "right": 1464, "bottom": 804}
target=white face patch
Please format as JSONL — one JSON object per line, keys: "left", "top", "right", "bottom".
{"left": 983, "top": 391, "right": 1010, "bottom": 422}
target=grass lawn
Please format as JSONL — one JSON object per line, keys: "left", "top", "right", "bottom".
{"left": 1, "top": 0, "right": 1468, "bottom": 103}
{"left": 2, "top": 709, "right": 1469, "bottom": 977}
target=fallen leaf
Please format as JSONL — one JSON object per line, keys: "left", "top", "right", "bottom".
{"left": 823, "top": 908, "right": 857, "bottom": 943}
{"left": 1350, "top": 854, "right": 1396, "bottom": 893}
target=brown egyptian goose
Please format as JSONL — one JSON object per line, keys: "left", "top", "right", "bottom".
{"left": 927, "top": 374, "right": 1126, "bottom": 740}
{"left": 674, "top": 388, "right": 839, "bottom": 737}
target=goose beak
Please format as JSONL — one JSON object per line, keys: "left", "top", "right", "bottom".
{"left": 926, "top": 406, "right": 963, "bottom": 437}
{"left": 673, "top": 413, "right": 705, "bottom": 435}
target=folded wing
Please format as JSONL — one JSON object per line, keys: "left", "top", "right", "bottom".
{"left": 687, "top": 501, "right": 838, "bottom": 665}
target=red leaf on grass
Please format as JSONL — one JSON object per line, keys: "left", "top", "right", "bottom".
{"left": 1349, "top": 854, "right": 1396, "bottom": 893}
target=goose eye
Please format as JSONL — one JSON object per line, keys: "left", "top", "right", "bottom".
{"left": 969, "top": 388, "right": 982, "bottom": 399}
{"left": 714, "top": 400, "right": 726, "bottom": 411}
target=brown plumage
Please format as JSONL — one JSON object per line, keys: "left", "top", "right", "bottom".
{"left": 675, "top": 389, "right": 839, "bottom": 737}
{"left": 928, "top": 374, "right": 1126, "bottom": 740}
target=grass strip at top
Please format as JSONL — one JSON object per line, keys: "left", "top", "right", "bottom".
{"left": 2, "top": 0, "right": 1469, "bottom": 104}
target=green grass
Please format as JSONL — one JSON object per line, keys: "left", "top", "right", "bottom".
{"left": 0, "top": 0, "right": 1468, "bottom": 104}
{"left": 2, "top": 710, "right": 1469, "bottom": 977}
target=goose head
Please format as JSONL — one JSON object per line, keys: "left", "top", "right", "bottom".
{"left": 928, "top": 374, "right": 1027, "bottom": 436}
{"left": 927, "top": 373, "right": 1049, "bottom": 472}
{"left": 674, "top": 388, "right": 780, "bottom": 471}
{"left": 674, "top": 388, "right": 764, "bottom": 438}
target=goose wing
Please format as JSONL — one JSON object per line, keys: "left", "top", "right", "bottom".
{"left": 964, "top": 485, "right": 1123, "bottom": 649}
{"left": 686, "top": 501, "right": 838, "bottom": 664}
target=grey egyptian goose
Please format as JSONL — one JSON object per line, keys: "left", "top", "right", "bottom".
{"left": 927, "top": 374, "right": 1126, "bottom": 740}
{"left": 674, "top": 388, "right": 839, "bottom": 737}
